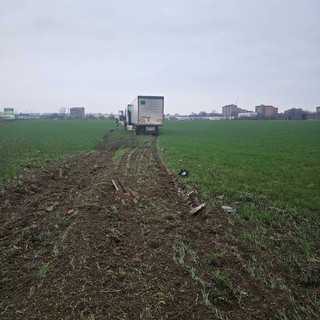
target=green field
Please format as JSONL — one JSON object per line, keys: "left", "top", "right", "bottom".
{"left": 158, "top": 120, "right": 320, "bottom": 218}
{"left": 158, "top": 120, "right": 320, "bottom": 314}
{"left": 0, "top": 119, "right": 115, "bottom": 182}
{"left": 1, "top": 119, "right": 320, "bottom": 317}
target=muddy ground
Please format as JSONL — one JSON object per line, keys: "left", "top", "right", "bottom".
{"left": 0, "top": 137, "right": 318, "bottom": 319}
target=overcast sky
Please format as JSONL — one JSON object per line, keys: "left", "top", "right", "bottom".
{"left": 1, "top": 0, "right": 319, "bottom": 114}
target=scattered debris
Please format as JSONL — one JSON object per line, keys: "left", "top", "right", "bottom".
{"left": 190, "top": 203, "right": 206, "bottom": 216}
{"left": 216, "top": 194, "right": 224, "bottom": 200}
{"left": 112, "top": 178, "right": 127, "bottom": 193}
{"left": 112, "top": 178, "right": 139, "bottom": 205}
{"left": 222, "top": 206, "right": 237, "bottom": 214}
{"left": 182, "top": 190, "right": 196, "bottom": 202}
{"left": 179, "top": 169, "right": 189, "bottom": 177}
{"left": 29, "top": 184, "right": 41, "bottom": 193}
{"left": 112, "top": 179, "right": 120, "bottom": 191}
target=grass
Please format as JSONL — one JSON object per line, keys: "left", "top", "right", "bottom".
{"left": 160, "top": 120, "right": 320, "bottom": 318}
{"left": 112, "top": 147, "right": 131, "bottom": 165}
{"left": 1, "top": 118, "right": 319, "bottom": 318}
{"left": 0, "top": 119, "right": 116, "bottom": 182}
{"left": 172, "top": 235, "right": 231, "bottom": 317}
{"left": 158, "top": 120, "right": 320, "bottom": 214}
{"left": 39, "top": 262, "right": 50, "bottom": 285}
{"left": 158, "top": 120, "right": 320, "bottom": 245}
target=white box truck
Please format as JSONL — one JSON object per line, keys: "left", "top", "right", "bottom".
{"left": 125, "top": 96, "right": 164, "bottom": 135}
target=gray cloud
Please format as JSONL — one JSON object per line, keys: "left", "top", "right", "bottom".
{"left": 1, "top": 0, "right": 319, "bottom": 114}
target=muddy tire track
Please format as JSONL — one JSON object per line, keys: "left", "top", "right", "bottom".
{"left": 0, "top": 137, "right": 296, "bottom": 319}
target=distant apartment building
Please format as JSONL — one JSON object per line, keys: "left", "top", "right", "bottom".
{"left": 255, "top": 105, "right": 278, "bottom": 118}
{"left": 317, "top": 106, "right": 320, "bottom": 114}
{"left": 284, "top": 108, "right": 303, "bottom": 120}
{"left": 222, "top": 104, "right": 251, "bottom": 117}
{"left": 70, "top": 107, "right": 85, "bottom": 119}
{"left": 222, "top": 104, "right": 240, "bottom": 117}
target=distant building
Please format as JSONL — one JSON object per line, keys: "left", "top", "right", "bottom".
{"left": 255, "top": 105, "right": 278, "bottom": 118}
{"left": 222, "top": 104, "right": 251, "bottom": 117}
{"left": 238, "top": 112, "right": 258, "bottom": 118}
{"left": 70, "top": 107, "right": 85, "bottom": 119}
{"left": 3, "top": 108, "right": 15, "bottom": 119}
{"left": 222, "top": 104, "right": 238, "bottom": 117}
{"left": 284, "top": 108, "right": 304, "bottom": 120}
{"left": 316, "top": 106, "right": 320, "bottom": 114}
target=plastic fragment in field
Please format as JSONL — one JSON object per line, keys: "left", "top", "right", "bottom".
{"left": 179, "top": 169, "right": 189, "bottom": 177}
{"left": 222, "top": 206, "right": 237, "bottom": 214}
{"left": 190, "top": 203, "right": 206, "bottom": 216}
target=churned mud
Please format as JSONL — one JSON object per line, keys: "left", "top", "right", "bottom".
{"left": 0, "top": 137, "right": 317, "bottom": 319}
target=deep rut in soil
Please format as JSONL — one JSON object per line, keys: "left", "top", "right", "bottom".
{"left": 0, "top": 138, "right": 297, "bottom": 319}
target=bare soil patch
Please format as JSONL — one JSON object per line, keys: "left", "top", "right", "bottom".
{"left": 0, "top": 137, "right": 318, "bottom": 319}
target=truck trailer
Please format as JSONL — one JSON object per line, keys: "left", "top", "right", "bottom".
{"left": 123, "top": 96, "right": 164, "bottom": 135}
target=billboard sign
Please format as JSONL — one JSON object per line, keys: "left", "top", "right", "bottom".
{"left": 4, "top": 108, "right": 15, "bottom": 119}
